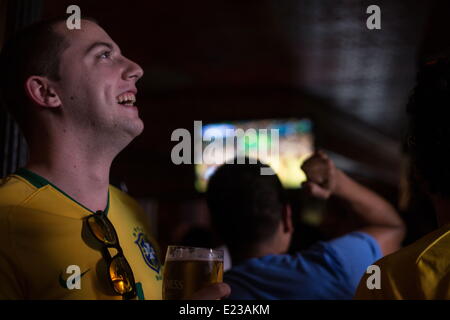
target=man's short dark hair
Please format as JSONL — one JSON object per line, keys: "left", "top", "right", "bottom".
{"left": 407, "top": 57, "right": 450, "bottom": 197}
{"left": 206, "top": 158, "right": 287, "bottom": 252}
{"left": 0, "top": 18, "right": 69, "bottom": 126}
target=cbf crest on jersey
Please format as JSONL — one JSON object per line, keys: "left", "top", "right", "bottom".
{"left": 133, "top": 227, "right": 161, "bottom": 273}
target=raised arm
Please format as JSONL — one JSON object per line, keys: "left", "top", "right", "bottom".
{"left": 301, "top": 151, "right": 405, "bottom": 255}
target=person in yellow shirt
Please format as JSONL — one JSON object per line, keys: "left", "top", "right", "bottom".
{"left": 355, "top": 58, "right": 450, "bottom": 299}
{"left": 0, "top": 17, "right": 230, "bottom": 300}
{"left": 0, "top": 168, "right": 162, "bottom": 299}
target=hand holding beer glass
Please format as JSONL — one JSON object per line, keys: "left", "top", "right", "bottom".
{"left": 163, "top": 246, "right": 224, "bottom": 300}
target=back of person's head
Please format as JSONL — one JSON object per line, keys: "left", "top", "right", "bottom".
{"left": 206, "top": 158, "right": 287, "bottom": 253}
{"left": 407, "top": 57, "right": 450, "bottom": 197}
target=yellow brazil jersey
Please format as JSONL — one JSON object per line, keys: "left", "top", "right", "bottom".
{"left": 0, "top": 168, "right": 163, "bottom": 300}
{"left": 355, "top": 223, "right": 450, "bottom": 299}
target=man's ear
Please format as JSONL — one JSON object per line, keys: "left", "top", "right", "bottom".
{"left": 25, "top": 76, "right": 61, "bottom": 108}
{"left": 282, "top": 204, "right": 294, "bottom": 234}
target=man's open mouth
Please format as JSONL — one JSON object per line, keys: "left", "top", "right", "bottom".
{"left": 117, "top": 92, "right": 136, "bottom": 106}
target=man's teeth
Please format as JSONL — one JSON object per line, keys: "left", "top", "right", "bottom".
{"left": 117, "top": 93, "right": 136, "bottom": 105}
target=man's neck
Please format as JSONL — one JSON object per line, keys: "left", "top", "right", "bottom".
{"left": 26, "top": 144, "right": 114, "bottom": 213}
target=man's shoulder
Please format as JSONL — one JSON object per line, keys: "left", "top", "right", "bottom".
{"left": 109, "top": 185, "right": 141, "bottom": 208}
{"left": 371, "top": 225, "right": 450, "bottom": 288}
{"left": 224, "top": 256, "right": 296, "bottom": 289}
{"left": 378, "top": 224, "right": 450, "bottom": 270}
{"left": 415, "top": 224, "right": 450, "bottom": 271}
{"left": 305, "top": 232, "right": 382, "bottom": 266}
{"left": 356, "top": 225, "right": 450, "bottom": 299}
{"left": 0, "top": 174, "right": 37, "bottom": 208}
{"left": 108, "top": 185, "right": 148, "bottom": 220}
{"left": 225, "top": 254, "right": 308, "bottom": 278}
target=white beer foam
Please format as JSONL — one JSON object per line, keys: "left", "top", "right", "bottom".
{"left": 165, "top": 256, "right": 223, "bottom": 262}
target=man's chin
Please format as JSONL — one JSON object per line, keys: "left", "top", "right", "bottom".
{"left": 125, "top": 118, "right": 144, "bottom": 138}
{"left": 107, "top": 118, "right": 144, "bottom": 149}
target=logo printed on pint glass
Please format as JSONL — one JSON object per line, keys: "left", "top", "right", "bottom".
{"left": 133, "top": 227, "right": 161, "bottom": 273}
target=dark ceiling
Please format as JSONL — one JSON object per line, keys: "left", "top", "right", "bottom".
{"left": 41, "top": 0, "right": 445, "bottom": 197}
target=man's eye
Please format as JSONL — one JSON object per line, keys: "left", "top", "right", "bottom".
{"left": 99, "top": 51, "right": 112, "bottom": 59}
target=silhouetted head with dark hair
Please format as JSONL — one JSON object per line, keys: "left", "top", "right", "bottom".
{"left": 206, "top": 158, "right": 293, "bottom": 264}
{"left": 407, "top": 57, "right": 450, "bottom": 198}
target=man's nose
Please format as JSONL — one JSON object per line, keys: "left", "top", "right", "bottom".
{"left": 123, "top": 58, "right": 144, "bottom": 81}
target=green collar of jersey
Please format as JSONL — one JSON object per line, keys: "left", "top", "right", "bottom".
{"left": 15, "top": 168, "right": 110, "bottom": 216}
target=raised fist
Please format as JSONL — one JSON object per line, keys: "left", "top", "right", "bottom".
{"left": 301, "top": 151, "right": 338, "bottom": 199}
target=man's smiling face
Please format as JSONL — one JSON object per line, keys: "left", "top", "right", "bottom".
{"left": 53, "top": 20, "right": 144, "bottom": 143}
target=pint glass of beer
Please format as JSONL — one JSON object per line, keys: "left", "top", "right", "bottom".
{"left": 163, "top": 246, "right": 224, "bottom": 300}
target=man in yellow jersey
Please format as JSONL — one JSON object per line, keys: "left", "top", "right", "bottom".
{"left": 355, "top": 58, "right": 450, "bottom": 299}
{"left": 0, "top": 17, "right": 230, "bottom": 300}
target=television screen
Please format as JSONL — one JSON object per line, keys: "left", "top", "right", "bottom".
{"left": 195, "top": 118, "right": 314, "bottom": 192}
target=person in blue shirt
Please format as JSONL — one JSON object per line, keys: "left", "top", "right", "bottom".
{"left": 206, "top": 152, "right": 405, "bottom": 299}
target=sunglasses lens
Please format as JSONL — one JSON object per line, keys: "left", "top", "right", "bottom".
{"left": 109, "top": 256, "right": 134, "bottom": 295}
{"left": 88, "top": 215, "right": 117, "bottom": 245}
{"left": 87, "top": 213, "right": 136, "bottom": 299}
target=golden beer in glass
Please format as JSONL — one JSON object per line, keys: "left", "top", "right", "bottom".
{"left": 163, "top": 246, "right": 224, "bottom": 300}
